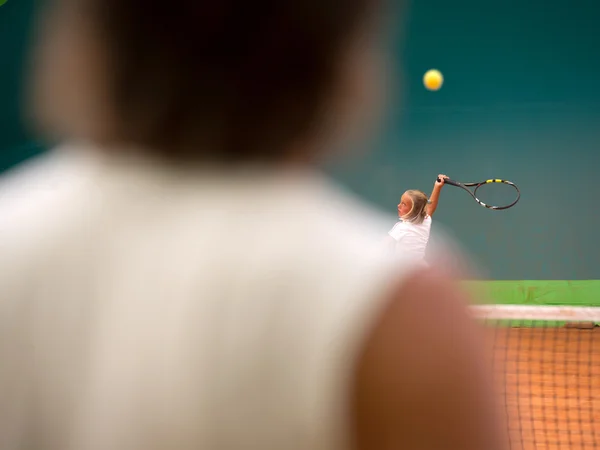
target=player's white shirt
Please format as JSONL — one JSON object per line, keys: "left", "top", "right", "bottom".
{"left": 0, "top": 143, "right": 418, "bottom": 450}
{"left": 388, "top": 215, "right": 432, "bottom": 261}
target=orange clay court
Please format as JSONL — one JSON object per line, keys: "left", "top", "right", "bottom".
{"left": 475, "top": 305, "right": 600, "bottom": 449}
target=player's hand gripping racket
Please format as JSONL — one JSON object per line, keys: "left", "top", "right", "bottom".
{"left": 438, "top": 177, "right": 521, "bottom": 210}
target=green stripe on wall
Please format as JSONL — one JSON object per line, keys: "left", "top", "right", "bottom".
{"left": 464, "top": 280, "right": 600, "bottom": 307}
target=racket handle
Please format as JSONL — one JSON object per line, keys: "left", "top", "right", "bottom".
{"left": 437, "top": 177, "right": 460, "bottom": 187}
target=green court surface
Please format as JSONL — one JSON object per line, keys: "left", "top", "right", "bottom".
{"left": 465, "top": 280, "right": 600, "bottom": 307}
{"left": 466, "top": 280, "right": 600, "bottom": 327}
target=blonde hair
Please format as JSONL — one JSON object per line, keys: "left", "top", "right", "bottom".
{"left": 401, "top": 190, "right": 429, "bottom": 224}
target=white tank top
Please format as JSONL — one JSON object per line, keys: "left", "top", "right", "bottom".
{"left": 388, "top": 216, "right": 432, "bottom": 261}
{"left": 0, "top": 144, "right": 416, "bottom": 450}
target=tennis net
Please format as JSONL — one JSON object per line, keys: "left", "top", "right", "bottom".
{"left": 470, "top": 305, "right": 600, "bottom": 450}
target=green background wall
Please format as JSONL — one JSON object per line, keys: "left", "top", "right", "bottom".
{"left": 332, "top": 0, "right": 600, "bottom": 284}
{"left": 1, "top": 0, "right": 599, "bottom": 304}
{"left": 0, "top": 0, "right": 43, "bottom": 171}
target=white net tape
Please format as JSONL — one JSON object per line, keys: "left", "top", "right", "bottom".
{"left": 470, "top": 304, "right": 600, "bottom": 322}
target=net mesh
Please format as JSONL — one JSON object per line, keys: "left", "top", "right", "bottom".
{"left": 471, "top": 305, "right": 600, "bottom": 450}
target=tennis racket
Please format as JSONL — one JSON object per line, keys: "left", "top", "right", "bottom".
{"left": 437, "top": 177, "right": 521, "bottom": 210}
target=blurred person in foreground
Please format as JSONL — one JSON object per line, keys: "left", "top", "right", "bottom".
{"left": 0, "top": 1, "right": 506, "bottom": 449}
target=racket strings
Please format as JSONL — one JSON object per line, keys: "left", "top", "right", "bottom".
{"left": 473, "top": 182, "right": 520, "bottom": 209}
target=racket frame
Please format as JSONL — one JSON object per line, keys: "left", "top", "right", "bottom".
{"left": 439, "top": 178, "right": 521, "bottom": 210}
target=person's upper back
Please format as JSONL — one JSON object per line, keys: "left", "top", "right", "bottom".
{"left": 388, "top": 216, "right": 432, "bottom": 260}
{"left": 0, "top": 145, "right": 412, "bottom": 450}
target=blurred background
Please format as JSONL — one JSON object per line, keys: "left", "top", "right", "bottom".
{"left": 1, "top": 0, "right": 599, "bottom": 304}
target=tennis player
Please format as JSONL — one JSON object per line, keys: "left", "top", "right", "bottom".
{"left": 386, "top": 174, "right": 449, "bottom": 261}
{"left": 0, "top": 1, "right": 506, "bottom": 450}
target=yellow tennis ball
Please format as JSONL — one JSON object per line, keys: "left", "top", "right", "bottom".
{"left": 423, "top": 69, "right": 443, "bottom": 91}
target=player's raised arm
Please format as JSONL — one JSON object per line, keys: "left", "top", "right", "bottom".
{"left": 427, "top": 174, "right": 448, "bottom": 217}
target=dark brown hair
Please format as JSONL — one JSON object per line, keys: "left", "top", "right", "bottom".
{"left": 68, "top": 0, "right": 380, "bottom": 164}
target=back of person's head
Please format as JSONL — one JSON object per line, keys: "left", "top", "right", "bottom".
{"left": 401, "top": 189, "right": 428, "bottom": 224}
{"left": 30, "top": 0, "right": 386, "bottom": 165}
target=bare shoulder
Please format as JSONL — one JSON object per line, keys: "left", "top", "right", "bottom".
{"left": 350, "top": 268, "right": 507, "bottom": 450}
